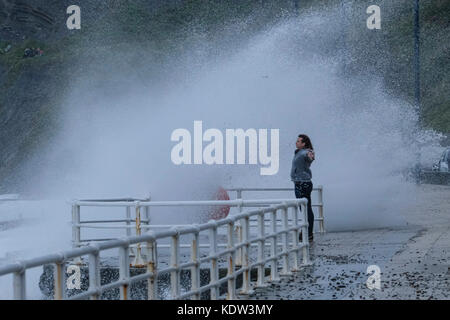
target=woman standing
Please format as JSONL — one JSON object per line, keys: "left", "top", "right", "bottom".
{"left": 290, "top": 134, "right": 315, "bottom": 242}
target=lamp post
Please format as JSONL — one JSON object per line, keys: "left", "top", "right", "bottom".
{"left": 294, "top": 0, "right": 300, "bottom": 15}
{"left": 414, "top": 0, "right": 421, "bottom": 118}
{"left": 414, "top": 0, "right": 422, "bottom": 183}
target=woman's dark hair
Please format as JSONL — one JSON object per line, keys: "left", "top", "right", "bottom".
{"left": 298, "top": 134, "right": 313, "bottom": 150}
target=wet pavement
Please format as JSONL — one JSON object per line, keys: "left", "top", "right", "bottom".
{"left": 247, "top": 184, "right": 450, "bottom": 300}
{"left": 1, "top": 184, "right": 449, "bottom": 299}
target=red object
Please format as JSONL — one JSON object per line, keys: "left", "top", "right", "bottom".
{"left": 209, "top": 187, "right": 230, "bottom": 220}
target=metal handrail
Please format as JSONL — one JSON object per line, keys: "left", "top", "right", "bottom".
{"left": 70, "top": 196, "right": 152, "bottom": 251}
{"left": 0, "top": 199, "right": 310, "bottom": 300}
{"left": 70, "top": 187, "right": 324, "bottom": 248}
{"left": 69, "top": 187, "right": 325, "bottom": 268}
{"left": 226, "top": 186, "right": 325, "bottom": 233}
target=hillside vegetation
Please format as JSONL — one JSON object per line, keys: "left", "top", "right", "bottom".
{"left": 0, "top": 0, "right": 448, "bottom": 191}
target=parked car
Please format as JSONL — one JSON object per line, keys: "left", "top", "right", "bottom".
{"left": 432, "top": 148, "right": 449, "bottom": 172}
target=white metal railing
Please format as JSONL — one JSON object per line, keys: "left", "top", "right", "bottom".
{"left": 71, "top": 198, "right": 315, "bottom": 265}
{"left": 71, "top": 187, "right": 324, "bottom": 251}
{"left": 70, "top": 187, "right": 325, "bottom": 267}
{"left": 0, "top": 199, "right": 310, "bottom": 300}
{"left": 226, "top": 186, "right": 325, "bottom": 233}
{"left": 71, "top": 196, "right": 151, "bottom": 249}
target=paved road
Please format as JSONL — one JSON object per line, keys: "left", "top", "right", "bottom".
{"left": 248, "top": 184, "right": 450, "bottom": 300}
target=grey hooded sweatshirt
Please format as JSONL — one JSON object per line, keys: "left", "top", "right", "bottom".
{"left": 290, "top": 148, "right": 314, "bottom": 182}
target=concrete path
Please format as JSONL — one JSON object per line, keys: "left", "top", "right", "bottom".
{"left": 249, "top": 184, "right": 450, "bottom": 300}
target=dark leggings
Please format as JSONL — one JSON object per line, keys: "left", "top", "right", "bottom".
{"left": 294, "top": 181, "right": 314, "bottom": 237}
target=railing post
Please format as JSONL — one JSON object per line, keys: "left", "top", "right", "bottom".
{"left": 280, "top": 205, "right": 291, "bottom": 276}
{"left": 170, "top": 230, "right": 180, "bottom": 299}
{"left": 54, "top": 261, "right": 65, "bottom": 300}
{"left": 300, "top": 202, "right": 311, "bottom": 265}
{"left": 135, "top": 203, "right": 141, "bottom": 236}
{"left": 191, "top": 228, "right": 200, "bottom": 300}
{"left": 318, "top": 186, "right": 325, "bottom": 233}
{"left": 209, "top": 222, "right": 219, "bottom": 299}
{"left": 147, "top": 239, "right": 158, "bottom": 300}
{"left": 71, "top": 203, "right": 81, "bottom": 249}
{"left": 119, "top": 244, "right": 130, "bottom": 300}
{"left": 125, "top": 205, "right": 134, "bottom": 264}
{"left": 239, "top": 216, "right": 251, "bottom": 295}
{"left": 235, "top": 193, "right": 243, "bottom": 267}
{"left": 144, "top": 195, "right": 151, "bottom": 224}
{"left": 291, "top": 205, "right": 300, "bottom": 271}
{"left": 71, "top": 204, "right": 83, "bottom": 265}
{"left": 235, "top": 224, "right": 243, "bottom": 266}
{"left": 88, "top": 250, "right": 101, "bottom": 300}
{"left": 256, "top": 212, "right": 266, "bottom": 288}
{"left": 125, "top": 206, "right": 131, "bottom": 237}
{"left": 133, "top": 202, "right": 145, "bottom": 267}
{"left": 13, "top": 266, "right": 26, "bottom": 300}
{"left": 269, "top": 209, "right": 280, "bottom": 282}
{"left": 71, "top": 203, "right": 76, "bottom": 249}
{"left": 226, "top": 221, "right": 236, "bottom": 300}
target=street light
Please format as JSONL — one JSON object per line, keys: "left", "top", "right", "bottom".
{"left": 294, "top": 0, "right": 300, "bottom": 15}
{"left": 414, "top": 0, "right": 422, "bottom": 183}
{"left": 414, "top": 0, "right": 421, "bottom": 120}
